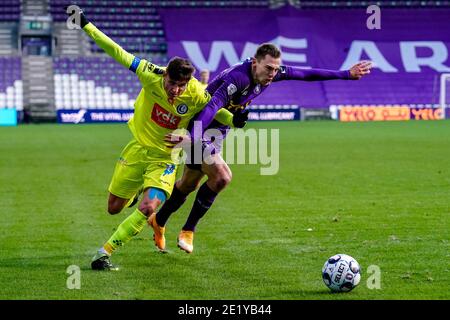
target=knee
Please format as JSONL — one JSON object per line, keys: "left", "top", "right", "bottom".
{"left": 138, "top": 188, "right": 167, "bottom": 217}
{"left": 107, "top": 199, "right": 124, "bottom": 215}
{"left": 138, "top": 203, "right": 157, "bottom": 217}
{"left": 107, "top": 204, "right": 122, "bottom": 215}
{"left": 211, "top": 171, "right": 232, "bottom": 191}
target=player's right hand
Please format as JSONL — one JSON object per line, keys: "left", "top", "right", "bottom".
{"left": 66, "top": 5, "right": 89, "bottom": 28}
{"left": 164, "top": 133, "right": 191, "bottom": 149}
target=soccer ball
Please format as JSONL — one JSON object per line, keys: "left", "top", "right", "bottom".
{"left": 322, "top": 254, "right": 361, "bottom": 292}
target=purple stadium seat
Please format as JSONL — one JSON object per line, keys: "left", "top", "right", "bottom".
{"left": 0, "top": 0, "right": 20, "bottom": 21}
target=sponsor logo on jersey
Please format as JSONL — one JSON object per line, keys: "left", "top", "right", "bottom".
{"left": 147, "top": 62, "right": 164, "bottom": 74}
{"left": 151, "top": 103, "right": 181, "bottom": 129}
{"left": 228, "top": 100, "right": 251, "bottom": 112}
{"left": 254, "top": 84, "right": 261, "bottom": 94}
{"left": 227, "top": 83, "right": 237, "bottom": 96}
{"left": 176, "top": 104, "right": 188, "bottom": 114}
{"left": 162, "top": 164, "right": 176, "bottom": 176}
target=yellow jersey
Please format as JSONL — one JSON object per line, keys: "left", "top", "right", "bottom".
{"left": 83, "top": 23, "right": 234, "bottom": 155}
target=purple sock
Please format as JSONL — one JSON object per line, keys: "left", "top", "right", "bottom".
{"left": 156, "top": 185, "right": 187, "bottom": 227}
{"left": 183, "top": 182, "right": 218, "bottom": 232}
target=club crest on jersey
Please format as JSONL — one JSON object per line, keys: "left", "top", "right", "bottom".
{"left": 227, "top": 83, "right": 237, "bottom": 96}
{"left": 254, "top": 84, "right": 261, "bottom": 94}
{"left": 176, "top": 104, "right": 188, "bottom": 114}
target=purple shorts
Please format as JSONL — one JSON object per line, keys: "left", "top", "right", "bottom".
{"left": 186, "top": 121, "right": 229, "bottom": 171}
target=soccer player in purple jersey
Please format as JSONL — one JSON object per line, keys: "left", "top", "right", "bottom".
{"left": 148, "top": 43, "right": 372, "bottom": 253}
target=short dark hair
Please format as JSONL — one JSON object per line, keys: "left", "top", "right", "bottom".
{"left": 166, "top": 57, "right": 196, "bottom": 82}
{"left": 254, "top": 43, "right": 281, "bottom": 61}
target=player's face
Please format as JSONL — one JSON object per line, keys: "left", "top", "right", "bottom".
{"left": 252, "top": 54, "right": 281, "bottom": 86}
{"left": 163, "top": 75, "right": 189, "bottom": 100}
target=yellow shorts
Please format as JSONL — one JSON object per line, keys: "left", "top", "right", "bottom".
{"left": 108, "top": 139, "right": 178, "bottom": 199}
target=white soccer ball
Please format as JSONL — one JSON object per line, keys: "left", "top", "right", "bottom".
{"left": 322, "top": 254, "right": 361, "bottom": 292}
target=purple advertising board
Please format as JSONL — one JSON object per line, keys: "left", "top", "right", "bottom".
{"left": 160, "top": 8, "right": 450, "bottom": 107}
{"left": 56, "top": 107, "right": 300, "bottom": 124}
{"left": 57, "top": 109, "right": 134, "bottom": 124}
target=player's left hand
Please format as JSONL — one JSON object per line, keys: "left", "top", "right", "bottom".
{"left": 164, "top": 133, "right": 191, "bottom": 148}
{"left": 232, "top": 109, "right": 249, "bottom": 128}
{"left": 349, "top": 61, "right": 372, "bottom": 80}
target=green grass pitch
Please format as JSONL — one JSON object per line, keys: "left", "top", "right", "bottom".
{"left": 0, "top": 120, "right": 449, "bottom": 300}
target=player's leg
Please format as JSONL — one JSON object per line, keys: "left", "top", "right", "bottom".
{"left": 105, "top": 140, "right": 145, "bottom": 215}
{"left": 155, "top": 164, "right": 205, "bottom": 228}
{"left": 97, "top": 159, "right": 176, "bottom": 262}
{"left": 92, "top": 187, "right": 166, "bottom": 270}
{"left": 125, "top": 186, "right": 144, "bottom": 208}
{"left": 142, "top": 187, "right": 167, "bottom": 252}
{"left": 92, "top": 206, "right": 148, "bottom": 271}
{"left": 91, "top": 140, "right": 147, "bottom": 270}
{"left": 107, "top": 193, "right": 129, "bottom": 214}
{"left": 178, "top": 154, "right": 232, "bottom": 253}
{"left": 107, "top": 187, "right": 143, "bottom": 214}
{"left": 144, "top": 162, "right": 178, "bottom": 252}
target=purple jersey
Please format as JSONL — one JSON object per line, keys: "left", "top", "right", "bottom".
{"left": 189, "top": 58, "right": 351, "bottom": 140}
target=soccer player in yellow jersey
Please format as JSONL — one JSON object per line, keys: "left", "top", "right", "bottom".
{"left": 67, "top": 8, "right": 236, "bottom": 270}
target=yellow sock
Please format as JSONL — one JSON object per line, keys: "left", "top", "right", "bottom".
{"left": 103, "top": 209, "right": 147, "bottom": 255}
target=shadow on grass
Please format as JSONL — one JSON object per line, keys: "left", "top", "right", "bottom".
{"left": 0, "top": 256, "right": 79, "bottom": 269}
{"left": 274, "top": 287, "right": 370, "bottom": 301}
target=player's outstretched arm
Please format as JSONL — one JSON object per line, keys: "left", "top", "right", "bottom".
{"left": 67, "top": 7, "right": 140, "bottom": 73}
{"left": 278, "top": 60, "right": 372, "bottom": 81}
